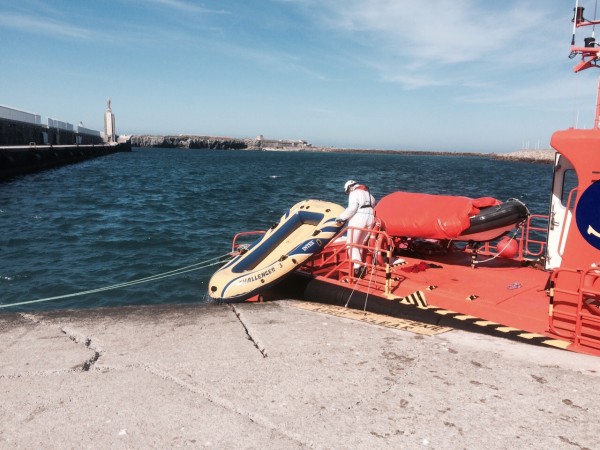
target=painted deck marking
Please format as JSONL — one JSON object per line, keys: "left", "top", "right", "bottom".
{"left": 384, "top": 299, "right": 573, "bottom": 351}
{"left": 434, "top": 309, "right": 458, "bottom": 315}
{"left": 399, "top": 290, "right": 428, "bottom": 308}
{"left": 454, "top": 315, "right": 478, "bottom": 321}
{"left": 517, "top": 333, "right": 546, "bottom": 340}
{"left": 474, "top": 320, "right": 500, "bottom": 327}
{"left": 496, "top": 327, "right": 521, "bottom": 333}
{"left": 542, "top": 339, "right": 571, "bottom": 349}
{"left": 290, "top": 301, "right": 452, "bottom": 336}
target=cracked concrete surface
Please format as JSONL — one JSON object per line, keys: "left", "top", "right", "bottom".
{"left": 1, "top": 301, "right": 600, "bottom": 449}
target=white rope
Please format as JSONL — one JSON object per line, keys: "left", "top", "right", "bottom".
{"left": 343, "top": 262, "right": 376, "bottom": 310}
{"left": 362, "top": 262, "right": 377, "bottom": 312}
{"left": 472, "top": 232, "right": 518, "bottom": 265}
{"left": 0, "top": 252, "right": 234, "bottom": 309}
{"left": 344, "top": 269, "right": 361, "bottom": 308}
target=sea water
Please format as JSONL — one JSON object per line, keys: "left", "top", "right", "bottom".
{"left": 0, "top": 148, "right": 553, "bottom": 311}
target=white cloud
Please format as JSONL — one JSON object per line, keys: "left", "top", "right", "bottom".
{"left": 291, "top": 0, "right": 566, "bottom": 90}
{"left": 0, "top": 12, "right": 92, "bottom": 40}
{"left": 145, "top": 0, "right": 228, "bottom": 15}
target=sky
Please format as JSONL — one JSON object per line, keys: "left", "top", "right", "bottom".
{"left": 1, "top": 0, "right": 599, "bottom": 153}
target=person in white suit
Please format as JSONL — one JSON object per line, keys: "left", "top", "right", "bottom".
{"left": 336, "top": 180, "right": 376, "bottom": 278}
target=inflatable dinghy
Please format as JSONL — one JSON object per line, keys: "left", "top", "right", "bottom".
{"left": 209, "top": 199, "right": 345, "bottom": 302}
{"left": 375, "top": 192, "right": 529, "bottom": 242}
{"left": 458, "top": 198, "right": 530, "bottom": 241}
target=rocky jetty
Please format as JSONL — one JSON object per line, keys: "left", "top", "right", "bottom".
{"left": 491, "top": 149, "right": 555, "bottom": 164}
{"left": 131, "top": 135, "right": 257, "bottom": 150}
{"left": 131, "top": 134, "right": 557, "bottom": 164}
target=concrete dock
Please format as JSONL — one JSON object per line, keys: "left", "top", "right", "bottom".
{"left": 1, "top": 300, "right": 599, "bottom": 449}
{"left": 0, "top": 142, "right": 131, "bottom": 181}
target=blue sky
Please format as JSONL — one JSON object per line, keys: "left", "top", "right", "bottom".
{"left": 1, "top": 0, "right": 598, "bottom": 152}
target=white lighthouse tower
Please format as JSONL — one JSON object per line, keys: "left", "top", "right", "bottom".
{"left": 104, "top": 98, "right": 116, "bottom": 143}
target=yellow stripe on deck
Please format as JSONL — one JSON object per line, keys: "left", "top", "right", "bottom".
{"left": 434, "top": 309, "right": 458, "bottom": 316}
{"left": 290, "top": 302, "right": 452, "bottom": 336}
{"left": 542, "top": 339, "right": 572, "bottom": 350}
{"left": 496, "top": 327, "right": 522, "bottom": 333}
{"left": 517, "top": 333, "right": 546, "bottom": 340}
{"left": 453, "top": 315, "right": 478, "bottom": 321}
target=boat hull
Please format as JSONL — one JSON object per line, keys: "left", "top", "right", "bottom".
{"left": 300, "top": 273, "right": 566, "bottom": 350}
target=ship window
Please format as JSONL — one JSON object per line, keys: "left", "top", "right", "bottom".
{"left": 561, "top": 169, "right": 578, "bottom": 209}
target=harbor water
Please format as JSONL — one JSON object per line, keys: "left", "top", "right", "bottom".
{"left": 0, "top": 148, "right": 553, "bottom": 311}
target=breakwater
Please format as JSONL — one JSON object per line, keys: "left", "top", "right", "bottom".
{"left": 490, "top": 149, "right": 555, "bottom": 164}
{"left": 0, "top": 142, "right": 132, "bottom": 181}
{"left": 132, "top": 135, "right": 256, "bottom": 149}
{"left": 131, "top": 135, "right": 555, "bottom": 163}
{"left": 131, "top": 135, "right": 312, "bottom": 151}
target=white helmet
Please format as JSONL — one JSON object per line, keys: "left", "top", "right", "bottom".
{"left": 344, "top": 180, "right": 357, "bottom": 193}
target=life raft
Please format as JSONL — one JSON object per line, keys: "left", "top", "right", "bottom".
{"left": 208, "top": 199, "right": 345, "bottom": 302}
{"left": 374, "top": 192, "right": 529, "bottom": 242}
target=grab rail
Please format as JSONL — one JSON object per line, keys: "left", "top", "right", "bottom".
{"left": 231, "top": 230, "right": 265, "bottom": 253}
{"left": 548, "top": 264, "right": 600, "bottom": 350}
{"left": 558, "top": 187, "right": 578, "bottom": 257}
{"left": 523, "top": 214, "right": 548, "bottom": 257}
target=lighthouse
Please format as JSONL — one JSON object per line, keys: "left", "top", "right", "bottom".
{"left": 104, "top": 98, "right": 116, "bottom": 143}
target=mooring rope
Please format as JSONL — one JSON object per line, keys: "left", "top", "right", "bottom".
{"left": 343, "top": 261, "right": 377, "bottom": 310}
{"left": 0, "top": 251, "right": 234, "bottom": 309}
{"left": 343, "top": 276, "right": 360, "bottom": 308}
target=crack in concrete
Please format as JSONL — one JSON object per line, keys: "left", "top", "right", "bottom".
{"left": 0, "top": 368, "right": 87, "bottom": 379}
{"left": 17, "top": 313, "right": 105, "bottom": 372}
{"left": 19, "top": 313, "right": 41, "bottom": 324}
{"left": 144, "top": 364, "right": 315, "bottom": 448}
{"left": 60, "top": 326, "right": 104, "bottom": 371}
{"left": 229, "top": 305, "right": 268, "bottom": 358}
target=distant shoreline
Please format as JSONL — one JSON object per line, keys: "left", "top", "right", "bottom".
{"left": 130, "top": 135, "right": 555, "bottom": 164}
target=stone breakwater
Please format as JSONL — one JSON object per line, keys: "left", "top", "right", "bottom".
{"left": 131, "top": 135, "right": 256, "bottom": 150}
{"left": 490, "top": 149, "right": 555, "bottom": 164}
{"left": 131, "top": 135, "right": 556, "bottom": 164}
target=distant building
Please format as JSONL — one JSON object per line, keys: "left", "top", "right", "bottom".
{"left": 0, "top": 104, "right": 102, "bottom": 146}
{"left": 255, "top": 134, "right": 311, "bottom": 150}
{"left": 104, "top": 98, "right": 116, "bottom": 143}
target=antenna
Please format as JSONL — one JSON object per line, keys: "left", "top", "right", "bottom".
{"left": 570, "top": 0, "right": 600, "bottom": 71}
{"left": 573, "top": 0, "right": 581, "bottom": 45}
{"left": 594, "top": 0, "right": 598, "bottom": 38}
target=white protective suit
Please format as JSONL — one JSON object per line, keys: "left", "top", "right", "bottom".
{"left": 339, "top": 183, "right": 376, "bottom": 270}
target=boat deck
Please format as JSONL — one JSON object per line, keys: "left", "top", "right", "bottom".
{"left": 304, "top": 244, "right": 554, "bottom": 338}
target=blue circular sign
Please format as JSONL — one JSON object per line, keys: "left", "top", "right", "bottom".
{"left": 576, "top": 181, "right": 600, "bottom": 250}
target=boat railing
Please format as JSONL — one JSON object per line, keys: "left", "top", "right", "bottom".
{"left": 304, "top": 212, "right": 550, "bottom": 281}
{"left": 461, "top": 214, "right": 548, "bottom": 262}
{"left": 230, "top": 230, "right": 265, "bottom": 253}
{"left": 558, "top": 187, "right": 579, "bottom": 258}
{"left": 302, "top": 224, "right": 401, "bottom": 294}
{"left": 549, "top": 264, "right": 600, "bottom": 352}
{"left": 522, "top": 214, "right": 548, "bottom": 257}
{"left": 302, "top": 224, "right": 384, "bottom": 273}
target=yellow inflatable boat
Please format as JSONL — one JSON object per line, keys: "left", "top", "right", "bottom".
{"left": 208, "top": 199, "right": 345, "bottom": 302}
